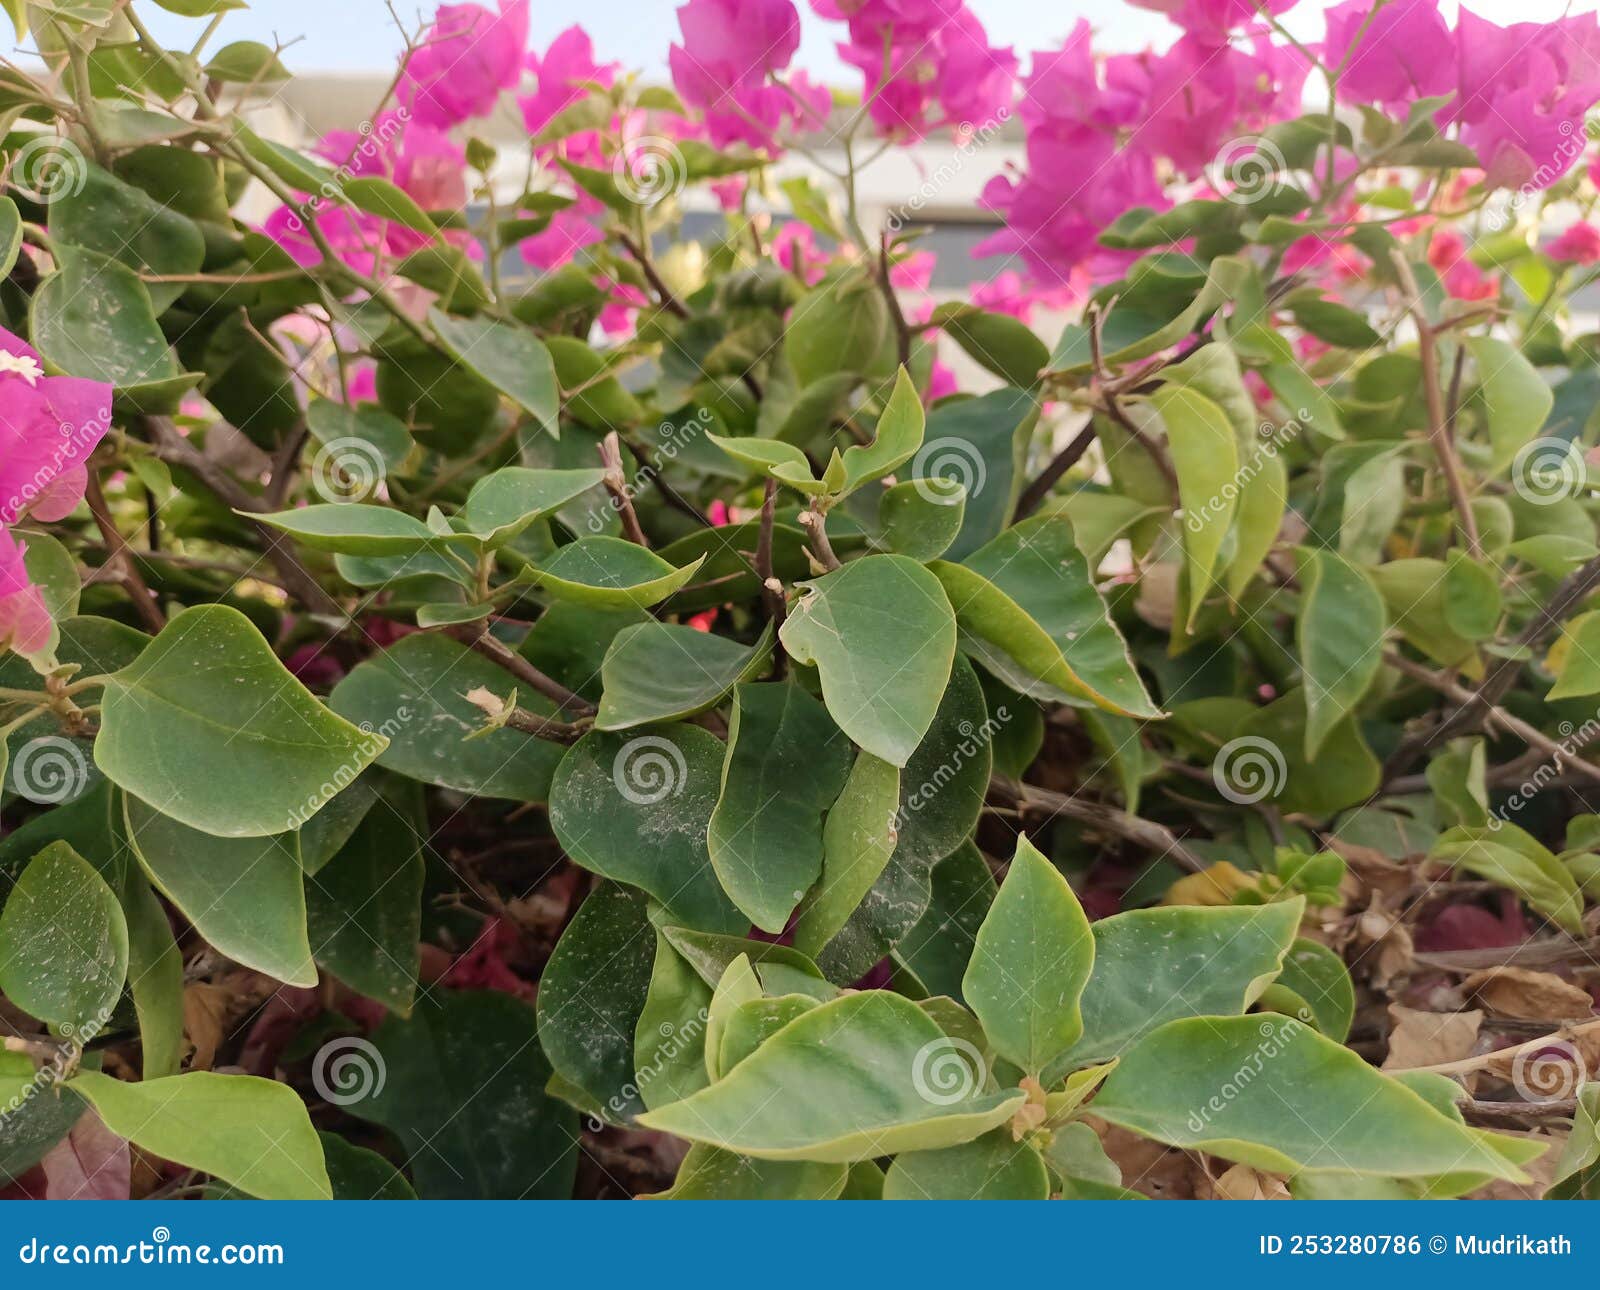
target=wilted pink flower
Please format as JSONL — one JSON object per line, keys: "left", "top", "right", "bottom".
{"left": 0, "top": 327, "right": 112, "bottom": 526}
{"left": 0, "top": 528, "right": 50, "bottom": 655}
{"left": 1548, "top": 221, "right": 1600, "bottom": 265}
{"left": 1451, "top": 8, "right": 1600, "bottom": 190}
{"left": 1324, "top": 0, "right": 1452, "bottom": 110}
{"left": 400, "top": 0, "right": 529, "bottom": 130}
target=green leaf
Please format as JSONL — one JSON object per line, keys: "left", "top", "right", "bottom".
{"left": 785, "top": 270, "right": 890, "bottom": 387}
{"left": 531, "top": 538, "right": 705, "bottom": 609}
{"left": 1545, "top": 610, "right": 1600, "bottom": 700}
{"left": 878, "top": 478, "right": 966, "bottom": 560}
{"left": 962, "top": 835, "right": 1093, "bottom": 1075}
{"left": 123, "top": 795, "right": 315, "bottom": 987}
{"left": 457, "top": 468, "right": 607, "bottom": 547}
{"left": 0, "top": 195, "right": 20, "bottom": 280}
{"left": 1548, "top": 1083, "right": 1600, "bottom": 1199}
{"left": 1092, "top": 1015, "right": 1539, "bottom": 1185}
{"left": 636, "top": 991, "right": 1026, "bottom": 1161}
{"left": 305, "top": 776, "right": 424, "bottom": 1013}
{"left": 537, "top": 882, "right": 656, "bottom": 1121}
{"left": 1150, "top": 384, "right": 1238, "bottom": 630}
{"left": 203, "top": 39, "right": 290, "bottom": 83}
{"left": 634, "top": 929, "right": 715, "bottom": 1111}
{"left": 1429, "top": 824, "right": 1585, "bottom": 936}
{"left": 254, "top": 503, "right": 446, "bottom": 556}
{"left": 347, "top": 991, "right": 577, "bottom": 1199}
{"left": 1233, "top": 688, "right": 1380, "bottom": 816}
{"left": 895, "top": 842, "right": 996, "bottom": 1002}
{"left": 840, "top": 366, "right": 924, "bottom": 493}
{"left": 1466, "top": 336, "right": 1553, "bottom": 474}
{"left": 305, "top": 398, "right": 413, "bottom": 474}
{"left": 919, "top": 387, "right": 1037, "bottom": 560}
{"left": 0, "top": 842, "right": 127, "bottom": 1035}
{"left": 48, "top": 162, "right": 204, "bottom": 314}
{"left": 1047, "top": 899, "right": 1303, "bottom": 1073}
{"left": 930, "top": 514, "right": 1159, "bottom": 718}
{"left": 649, "top": 1145, "right": 847, "bottom": 1199}
{"left": 815, "top": 657, "right": 993, "bottom": 982}
{"left": 1372, "top": 558, "right": 1477, "bottom": 668}
{"left": 930, "top": 304, "right": 1048, "bottom": 388}
{"left": 707, "top": 681, "right": 854, "bottom": 932}
{"left": 120, "top": 866, "right": 184, "bottom": 1079}
{"left": 548, "top": 727, "right": 743, "bottom": 933}
{"left": 596, "top": 623, "right": 773, "bottom": 730}
{"left": 71, "top": 1070, "right": 330, "bottom": 1200}
{"left": 96, "top": 606, "right": 385, "bottom": 838}
{"left": 780, "top": 554, "right": 956, "bottom": 766}
{"left": 1295, "top": 547, "right": 1385, "bottom": 759}
{"left": 341, "top": 176, "right": 436, "bottom": 235}
{"left": 793, "top": 752, "right": 901, "bottom": 956}
{"left": 1271, "top": 938, "right": 1355, "bottom": 1042}
{"left": 1442, "top": 550, "right": 1502, "bottom": 642}
{"left": 30, "top": 247, "right": 195, "bottom": 408}
{"left": 318, "top": 1131, "right": 416, "bottom": 1200}
{"left": 883, "top": 1127, "right": 1049, "bottom": 1200}
{"left": 428, "top": 309, "right": 560, "bottom": 434}
{"left": 329, "top": 633, "right": 563, "bottom": 803}
{"left": 705, "top": 433, "right": 822, "bottom": 494}
{"left": 1224, "top": 443, "right": 1288, "bottom": 598}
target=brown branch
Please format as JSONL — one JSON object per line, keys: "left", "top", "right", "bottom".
{"left": 756, "top": 478, "right": 788, "bottom": 652}
{"left": 879, "top": 230, "right": 912, "bottom": 369}
{"left": 796, "top": 508, "right": 841, "bottom": 571}
{"left": 1016, "top": 418, "right": 1096, "bottom": 519}
{"left": 1391, "top": 251, "right": 1481, "bottom": 557}
{"left": 463, "top": 686, "right": 589, "bottom": 744}
{"left": 1011, "top": 781, "right": 1207, "bottom": 873}
{"left": 447, "top": 623, "right": 595, "bottom": 718}
{"left": 84, "top": 469, "right": 166, "bottom": 633}
{"left": 1383, "top": 649, "right": 1600, "bottom": 787}
{"left": 598, "top": 431, "right": 649, "bottom": 547}
{"left": 140, "top": 416, "right": 345, "bottom": 619}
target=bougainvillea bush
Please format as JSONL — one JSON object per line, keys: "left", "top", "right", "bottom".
{"left": 5, "top": 0, "right": 1600, "bottom": 1202}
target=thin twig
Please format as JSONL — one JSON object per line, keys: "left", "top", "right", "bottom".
{"left": 447, "top": 623, "right": 595, "bottom": 718}
{"left": 599, "top": 431, "right": 649, "bottom": 547}
{"left": 1016, "top": 418, "right": 1096, "bottom": 519}
{"left": 84, "top": 469, "right": 166, "bottom": 633}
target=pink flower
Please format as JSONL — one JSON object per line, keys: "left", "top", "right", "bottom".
{"left": 670, "top": 0, "right": 813, "bottom": 149}
{"left": 1324, "top": 0, "right": 1452, "bottom": 111}
{"left": 519, "top": 26, "right": 619, "bottom": 164}
{"left": 970, "top": 270, "right": 1078, "bottom": 323}
{"left": 829, "top": 2, "right": 1016, "bottom": 138}
{"left": 0, "top": 528, "right": 51, "bottom": 656}
{"left": 1427, "top": 226, "right": 1499, "bottom": 301}
{"left": 771, "top": 221, "right": 832, "bottom": 284}
{"left": 518, "top": 202, "right": 605, "bottom": 271}
{"left": 399, "top": 1, "right": 529, "bottom": 130}
{"left": 1129, "top": 0, "right": 1299, "bottom": 42}
{"left": 0, "top": 327, "right": 112, "bottom": 526}
{"left": 1450, "top": 8, "right": 1600, "bottom": 190}
{"left": 889, "top": 249, "right": 935, "bottom": 292}
{"left": 1548, "top": 221, "right": 1600, "bottom": 265}
{"left": 925, "top": 358, "right": 958, "bottom": 403}
{"left": 264, "top": 114, "right": 469, "bottom": 273}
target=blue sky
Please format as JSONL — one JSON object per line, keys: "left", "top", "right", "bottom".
{"left": 141, "top": 0, "right": 1586, "bottom": 75}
